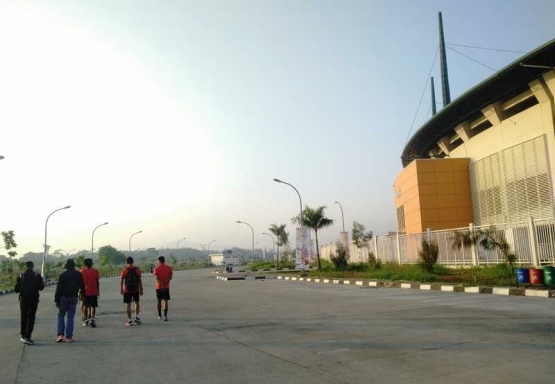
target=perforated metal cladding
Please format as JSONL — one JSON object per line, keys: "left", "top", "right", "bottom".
{"left": 469, "top": 135, "right": 553, "bottom": 225}
{"left": 396, "top": 205, "right": 405, "bottom": 232}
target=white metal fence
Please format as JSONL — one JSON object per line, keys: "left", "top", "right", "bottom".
{"left": 320, "top": 217, "right": 555, "bottom": 267}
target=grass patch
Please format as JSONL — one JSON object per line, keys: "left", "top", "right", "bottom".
{"left": 286, "top": 262, "right": 528, "bottom": 286}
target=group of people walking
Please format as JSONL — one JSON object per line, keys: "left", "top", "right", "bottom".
{"left": 14, "top": 255, "right": 173, "bottom": 345}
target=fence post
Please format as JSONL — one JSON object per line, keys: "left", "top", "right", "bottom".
{"left": 396, "top": 233, "right": 402, "bottom": 265}
{"left": 469, "top": 223, "right": 478, "bottom": 266}
{"left": 374, "top": 235, "right": 379, "bottom": 262}
{"left": 528, "top": 216, "right": 540, "bottom": 267}
{"left": 426, "top": 228, "right": 431, "bottom": 241}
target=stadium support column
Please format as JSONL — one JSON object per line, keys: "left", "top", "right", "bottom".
{"left": 438, "top": 12, "right": 451, "bottom": 107}
{"left": 431, "top": 77, "right": 437, "bottom": 116}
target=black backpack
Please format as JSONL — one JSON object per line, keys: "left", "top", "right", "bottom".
{"left": 124, "top": 267, "right": 139, "bottom": 290}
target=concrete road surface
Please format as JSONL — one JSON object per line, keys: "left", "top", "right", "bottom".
{"left": 1, "top": 269, "right": 554, "bottom": 384}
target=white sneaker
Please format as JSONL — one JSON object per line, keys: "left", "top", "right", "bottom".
{"left": 157, "top": 316, "right": 162, "bottom": 320}
{"left": 163, "top": 316, "right": 168, "bottom": 321}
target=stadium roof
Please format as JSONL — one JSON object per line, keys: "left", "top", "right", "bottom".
{"left": 401, "top": 38, "right": 555, "bottom": 167}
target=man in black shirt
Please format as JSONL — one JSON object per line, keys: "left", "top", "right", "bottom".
{"left": 14, "top": 261, "right": 45, "bottom": 345}
{"left": 55, "top": 259, "right": 85, "bottom": 343}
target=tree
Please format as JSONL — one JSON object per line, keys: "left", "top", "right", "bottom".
{"left": 330, "top": 242, "right": 348, "bottom": 271}
{"left": 269, "top": 223, "right": 288, "bottom": 267}
{"left": 452, "top": 226, "right": 517, "bottom": 283}
{"left": 145, "top": 247, "right": 159, "bottom": 260}
{"left": 169, "top": 254, "right": 177, "bottom": 267}
{"left": 98, "top": 245, "right": 126, "bottom": 268}
{"left": 419, "top": 237, "right": 439, "bottom": 272}
{"left": 74, "top": 254, "right": 85, "bottom": 268}
{"left": 2, "top": 230, "right": 17, "bottom": 282}
{"left": 352, "top": 221, "right": 373, "bottom": 248}
{"left": 292, "top": 205, "right": 334, "bottom": 271}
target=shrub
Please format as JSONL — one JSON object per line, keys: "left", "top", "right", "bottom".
{"left": 330, "top": 242, "right": 348, "bottom": 271}
{"left": 368, "top": 252, "right": 382, "bottom": 269}
{"left": 418, "top": 238, "right": 439, "bottom": 272}
{"left": 346, "top": 262, "right": 369, "bottom": 272}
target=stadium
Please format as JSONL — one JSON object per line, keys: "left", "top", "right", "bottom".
{"left": 325, "top": 14, "right": 555, "bottom": 267}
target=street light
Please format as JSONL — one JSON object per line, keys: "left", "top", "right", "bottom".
{"left": 236, "top": 221, "right": 255, "bottom": 267}
{"left": 335, "top": 201, "right": 346, "bottom": 232}
{"left": 129, "top": 231, "right": 143, "bottom": 253}
{"left": 177, "top": 237, "right": 187, "bottom": 257}
{"left": 262, "top": 232, "right": 276, "bottom": 263}
{"left": 42, "top": 205, "right": 71, "bottom": 277}
{"left": 273, "top": 178, "right": 303, "bottom": 223}
{"left": 91, "top": 222, "right": 109, "bottom": 259}
{"left": 207, "top": 239, "right": 217, "bottom": 255}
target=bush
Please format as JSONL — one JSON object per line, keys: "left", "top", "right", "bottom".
{"left": 346, "top": 262, "right": 369, "bottom": 272}
{"left": 330, "top": 243, "right": 348, "bottom": 271}
{"left": 418, "top": 238, "right": 439, "bottom": 272}
{"left": 368, "top": 252, "right": 382, "bottom": 269}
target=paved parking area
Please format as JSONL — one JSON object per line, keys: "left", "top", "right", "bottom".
{"left": 1, "top": 269, "right": 554, "bottom": 383}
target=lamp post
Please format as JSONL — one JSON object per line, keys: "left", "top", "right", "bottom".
{"left": 335, "top": 201, "right": 345, "bottom": 232}
{"left": 273, "top": 178, "right": 303, "bottom": 222}
{"left": 129, "top": 231, "right": 143, "bottom": 253}
{"left": 176, "top": 237, "right": 187, "bottom": 257}
{"left": 42, "top": 205, "right": 71, "bottom": 277}
{"left": 236, "top": 221, "right": 255, "bottom": 267}
{"left": 91, "top": 222, "right": 109, "bottom": 259}
{"left": 262, "top": 232, "right": 276, "bottom": 264}
{"left": 207, "top": 239, "right": 216, "bottom": 255}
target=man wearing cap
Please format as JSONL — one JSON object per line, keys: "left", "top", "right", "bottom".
{"left": 55, "top": 259, "right": 85, "bottom": 343}
{"left": 14, "top": 261, "right": 45, "bottom": 345}
{"left": 80, "top": 258, "right": 100, "bottom": 328}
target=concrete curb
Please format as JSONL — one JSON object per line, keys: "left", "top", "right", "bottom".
{"left": 0, "top": 280, "right": 58, "bottom": 296}
{"left": 216, "top": 275, "right": 266, "bottom": 281}
{"left": 271, "top": 276, "right": 555, "bottom": 299}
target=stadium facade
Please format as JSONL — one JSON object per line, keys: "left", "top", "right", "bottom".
{"left": 394, "top": 15, "right": 555, "bottom": 234}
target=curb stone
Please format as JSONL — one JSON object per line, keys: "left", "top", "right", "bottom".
{"left": 267, "top": 276, "right": 555, "bottom": 299}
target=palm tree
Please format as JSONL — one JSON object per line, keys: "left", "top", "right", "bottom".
{"left": 452, "top": 226, "right": 517, "bottom": 284}
{"left": 269, "top": 224, "right": 288, "bottom": 267}
{"left": 292, "top": 205, "right": 334, "bottom": 271}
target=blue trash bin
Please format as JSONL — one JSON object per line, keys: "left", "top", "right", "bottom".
{"left": 516, "top": 268, "right": 530, "bottom": 284}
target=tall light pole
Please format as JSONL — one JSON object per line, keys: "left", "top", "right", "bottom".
{"left": 129, "top": 231, "right": 143, "bottom": 253}
{"left": 91, "top": 222, "right": 109, "bottom": 259}
{"left": 273, "top": 178, "right": 303, "bottom": 223}
{"left": 335, "top": 201, "right": 345, "bottom": 232}
{"left": 42, "top": 205, "right": 71, "bottom": 277}
{"left": 200, "top": 243, "right": 206, "bottom": 251}
{"left": 262, "top": 232, "right": 276, "bottom": 263}
{"left": 236, "top": 221, "right": 255, "bottom": 267}
{"left": 207, "top": 239, "right": 217, "bottom": 255}
{"left": 176, "top": 237, "right": 187, "bottom": 257}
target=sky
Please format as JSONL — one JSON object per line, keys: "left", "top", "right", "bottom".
{"left": 1, "top": 0, "right": 555, "bottom": 257}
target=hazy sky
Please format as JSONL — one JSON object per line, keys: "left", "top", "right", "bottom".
{"left": 1, "top": 0, "right": 554, "bottom": 256}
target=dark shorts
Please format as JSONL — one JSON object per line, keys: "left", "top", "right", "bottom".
{"left": 123, "top": 292, "right": 140, "bottom": 303}
{"left": 156, "top": 289, "right": 170, "bottom": 301}
{"left": 83, "top": 296, "right": 98, "bottom": 308}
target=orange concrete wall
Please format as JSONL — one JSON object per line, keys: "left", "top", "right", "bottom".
{"left": 393, "top": 158, "right": 474, "bottom": 233}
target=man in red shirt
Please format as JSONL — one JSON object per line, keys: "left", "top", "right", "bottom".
{"left": 120, "top": 256, "right": 143, "bottom": 326}
{"left": 80, "top": 258, "right": 100, "bottom": 328}
{"left": 153, "top": 256, "right": 173, "bottom": 321}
